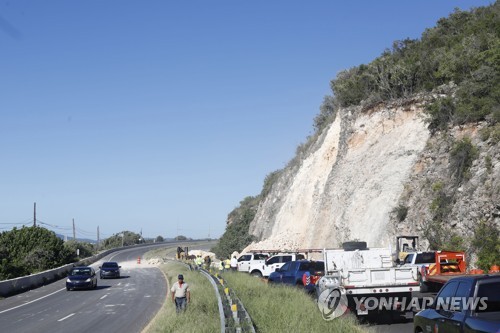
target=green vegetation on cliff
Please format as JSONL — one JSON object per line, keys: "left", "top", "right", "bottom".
{"left": 316, "top": 2, "right": 499, "bottom": 130}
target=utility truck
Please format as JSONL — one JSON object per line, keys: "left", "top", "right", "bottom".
{"left": 317, "top": 242, "right": 419, "bottom": 317}
{"left": 417, "top": 250, "right": 468, "bottom": 292}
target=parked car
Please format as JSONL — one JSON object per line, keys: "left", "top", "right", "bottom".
{"left": 237, "top": 253, "right": 269, "bottom": 272}
{"left": 66, "top": 266, "right": 97, "bottom": 290}
{"left": 414, "top": 275, "right": 500, "bottom": 333}
{"left": 268, "top": 260, "right": 324, "bottom": 292}
{"left": 99, "top": 261, "right": 121, "bottom": 279}
{"left": 248, "top": 253, "right": 306, "bottom": 278}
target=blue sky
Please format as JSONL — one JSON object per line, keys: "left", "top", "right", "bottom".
{"left": 0, "top": 0, "right": 492, "bottom": 240}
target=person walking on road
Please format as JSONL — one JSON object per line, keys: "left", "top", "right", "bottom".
{"left": 230, "top": 256, "right": 238, "bottom": 271}
{"left": 171, "top": 274, "right": 190, "bottom": 313}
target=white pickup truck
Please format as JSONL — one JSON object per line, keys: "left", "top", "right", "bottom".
{"left": 400, "top": 251, "right": 436, "bottom": 268}
{"left": 248, "top": 253, "right": 305, "bottom": 278}
{"left": 237, "top": 253, "right": 269, "bottom": 272}
{"left": 317, "top": 243, "right": 419, "bottom": 316}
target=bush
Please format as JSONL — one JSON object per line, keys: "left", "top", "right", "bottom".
{"left": 471, "top": 220, "right": 500, "bottom": 271}
{"left": 426, "top": 97, "right": 455, "bottom": 132}
{"left": 63, "top": 240, "right": 95, "bottom": 261}
{"left": 392, "top": 205, "right": 409, "bottom": 222}
{"left": 212, "top": 196, "right": 259, "bottom": 258}
{"left": 0, "top": 226, "right": 70, "bottom": 279}
{"left": 449, "top": 137, "right": 479, "bottom": 184}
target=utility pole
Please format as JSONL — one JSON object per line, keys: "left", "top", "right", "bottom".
{"left": 97, "top": 226, "right": 100, "bottom": 251}
{"left": 208, "top": 224, "right": 210, "bottom": 239}
{"left": 33, "top": 202, "right": 36, "bottom": 227}
{"left": 72, "top": 219, "right": 76, "bottom": 240}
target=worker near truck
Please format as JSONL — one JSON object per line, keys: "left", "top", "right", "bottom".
{"left": 230, "top": 256, "right": 238, "bottom": 271}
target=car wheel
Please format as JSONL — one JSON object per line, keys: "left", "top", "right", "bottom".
{"left": 251, "top": 271, "right": 262, "bottom": 278}
{"left": 94, "top": 281, "right": 97, "bottom": 289}
{"left": 66, "top": 287, "right": 70, "bottom": 291}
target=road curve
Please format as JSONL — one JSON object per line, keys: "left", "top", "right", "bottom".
{"left": 0, "top": 242, "right": 211, "bottom": 333}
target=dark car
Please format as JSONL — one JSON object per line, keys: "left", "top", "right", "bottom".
{"left": 99, "top": 261, "right": 121, "bottom": 279}
{"left": 414, "top": 275, "right": 500, "bottom": 333}
{"left": 268, "top": 260, "right": 325, "bottom": 292}
{"left": 66, "top": 266, "right": 97, "bottom": 290}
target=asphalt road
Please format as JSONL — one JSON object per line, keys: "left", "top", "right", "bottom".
{"left": 0, "top": 242, "right": 210, "bottom": 333}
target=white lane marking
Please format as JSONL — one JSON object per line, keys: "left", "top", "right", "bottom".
{"left": 0, "top": 287, "right": 65, "bottom": 314}
{"left": 57, "top": 313, "right": 75, "bottom": 322}
{"left": 104, "top": 304, "right": 125, "bottom": 307}
{"left": 100, "top": 294, "right": 108, "bottom": 300}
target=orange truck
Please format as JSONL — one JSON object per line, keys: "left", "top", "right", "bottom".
{"left": 419, "top": 250, "right": 467, "bottom": 292}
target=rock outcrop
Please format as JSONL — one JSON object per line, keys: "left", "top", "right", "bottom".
{"left": 244, "top": 98, "right": 499, "bottom": 255}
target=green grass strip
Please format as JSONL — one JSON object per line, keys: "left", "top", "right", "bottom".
{"left": 144, "top": 261, "right": 220, "bottom": 333}
{"left": 221, "top": 272, "right": 365, "bottom": 333}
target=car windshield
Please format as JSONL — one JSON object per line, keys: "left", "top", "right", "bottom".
{"left": 254, "top": 254, "right": 269, "bottom": 260}
{"left": 102, "top": 262, "right": 118, "bottom": 268}
{"left": 415, "top": 252, "right": 436, "bottom": 264}
{"left": 71, "top": 268, "right": 91, "bottom": 276}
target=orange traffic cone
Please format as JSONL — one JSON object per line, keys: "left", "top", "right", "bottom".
{"left": 137, "top": 257, "right": 141, "bottom": 264}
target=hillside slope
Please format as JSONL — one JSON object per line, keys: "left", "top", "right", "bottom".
{"left": 245, "top": 95, "right": 499, "bottom": 254}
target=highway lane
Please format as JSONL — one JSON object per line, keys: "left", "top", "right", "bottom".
{"left": 0, "top": 241, "right": 213, "bottom": 333}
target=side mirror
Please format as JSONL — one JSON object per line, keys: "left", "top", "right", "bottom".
{"left": 275, "top": 268, "right": 280, "bottom": 272}
{"left": 99, "top": 266, "right": 102, "bottom": 269}
{"left": 395, "top": 259, "right": 401, "bottom": 265}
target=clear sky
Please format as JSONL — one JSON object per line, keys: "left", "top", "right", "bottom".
{"left": 0, "top": 0, "right": 492, "bottom": 241}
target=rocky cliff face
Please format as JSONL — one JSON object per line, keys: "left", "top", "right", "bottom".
{"left": 245, "top": 98, "right": 499, "bottom": 254}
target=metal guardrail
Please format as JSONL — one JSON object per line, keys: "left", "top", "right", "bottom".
{"left": 199, "top": 269, "right": 226, "bottom": 333}
{"left": 213, "top": 271, "right": 256, "bottom": 333}
{"left": 167, "top": 259, "right": 255, "bottom": 333}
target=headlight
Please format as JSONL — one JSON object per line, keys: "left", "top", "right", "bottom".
{"left": 66, "top": 278, "right": 72, "bottom": 282}
{"left": 85, "top": 278, "right": 91, "bottom": 282}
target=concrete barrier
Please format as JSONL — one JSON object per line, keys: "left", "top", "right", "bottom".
{"left": 0, "top": 240, "right": 203, "bottom": 297}
{"left": 0, "top": 249, "right": 111, "bottom": 297}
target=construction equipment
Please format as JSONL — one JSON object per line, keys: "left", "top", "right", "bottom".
{"left": 395, "top": 235, "right": 419, "bottom": 262}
